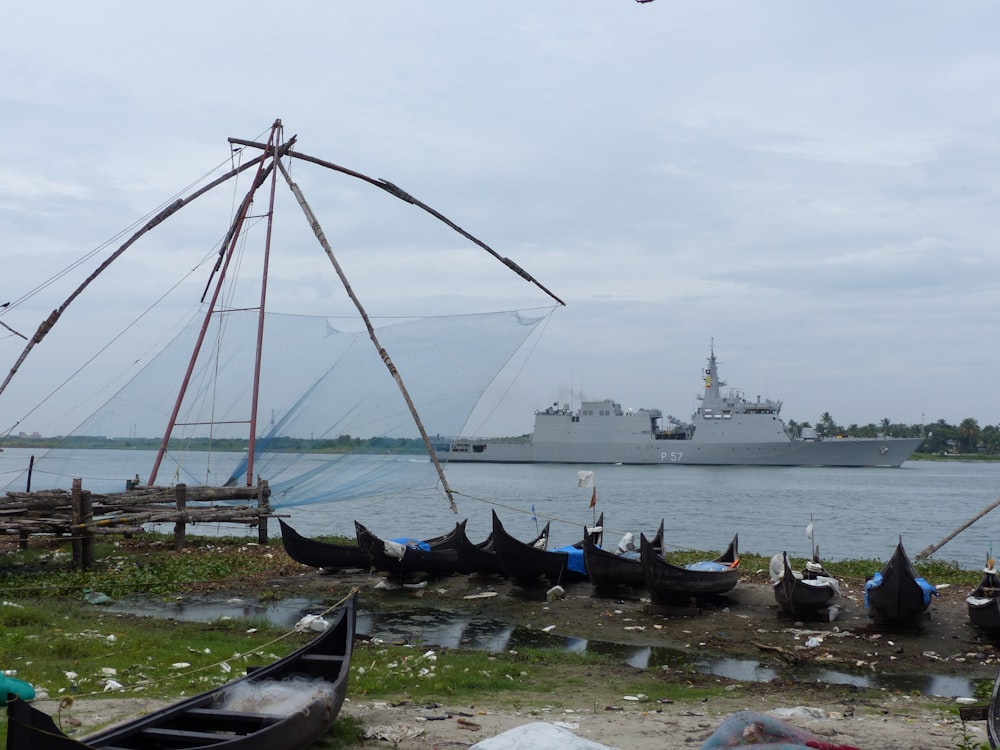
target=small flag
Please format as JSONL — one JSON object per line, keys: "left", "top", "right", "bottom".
{"left": 805, "top": 523, "right": 814, "bottom": 541}
{"left": 577, "top": 470, "right": 595, "bottom": 488}
{"left": 589, "top": 487, "right": 597, "bottom": 508}
{"left": 531, "top": 504, "right": 537, "bottom": 522}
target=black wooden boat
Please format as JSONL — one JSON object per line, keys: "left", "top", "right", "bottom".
{"left": 987, "top": 665, "right": 1000, "bottom": 748}
{"left": 864, "top": 537, "right": 937, "bottom": 623}
{"left": 967, "top": 556, "right": 1000, "bottom": 633}
{"left": 772, "top": 551, "right": 840, "bottom": 617}
{"left": 640, "top": 533, "right": 739, "bottom": 603}
{"left": 6, "top": 593, "right": 356, "bottom": 750}
{"left": 279, "top": 519, "right": 369, "bottom": 571}
{"left": 455, "top": 519, "right": 550, "bottom": 577}
{"left": 491, "top": 510, "right": 603, "bottom": 586}
{"left": 354, "top": 520, "right": 465, "bottom": 577}
{"left": 584, "top": 519, "right": 664, "bottom": 592}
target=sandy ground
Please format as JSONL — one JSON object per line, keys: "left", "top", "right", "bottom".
{"left": 344, "top": 694, "right": 971, "bottom": 750}
{"left": 43, "top": 689, "right": 978, "bottom": 750}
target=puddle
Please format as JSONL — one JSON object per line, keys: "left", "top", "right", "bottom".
{"left": 107, "top": 596, "right": 979, "bottom": 698}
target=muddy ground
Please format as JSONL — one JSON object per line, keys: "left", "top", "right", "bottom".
{"left": 275, "top": 562, "right": 1000, "bottom": 688}
{"left": 284, "top": 564, "right": 1000, "bottom": 748}
{"left": 23, "top": 545, "right": 1000, "bottom": 749}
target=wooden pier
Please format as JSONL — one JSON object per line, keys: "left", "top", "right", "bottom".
{"left": 1, "top": 478, "right": 272, "bottom": 569}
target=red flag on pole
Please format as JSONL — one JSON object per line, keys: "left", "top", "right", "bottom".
{"left": 589, "top": 486, "right": 597, "bottom": 508}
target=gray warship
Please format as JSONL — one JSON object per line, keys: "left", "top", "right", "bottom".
{"left": 443, "top": 347, "right": 922, "bottom": 467}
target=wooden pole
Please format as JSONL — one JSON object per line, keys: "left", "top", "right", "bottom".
{"left": 71, "top": 478, "right": 83, "bottom": 567}
{"left": 174, "top": 484, "right": 187, "bottom": 550}
{"left": 81, "top": 489, "right": 94, "bottom": 570}
{"left": 915, "top": 497, "right": 1000, "bottom": 560}
{"left": 257, "top": 479, "right": 269, "bottom": 545}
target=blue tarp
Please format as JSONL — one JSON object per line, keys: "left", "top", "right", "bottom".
{"left": 864, "top": 571, "right": 937, "bottom": 608}
{"left": 390, "top": 537, "right": 431, "bottom": 551}
{"left": 554, "top": 545, "right": 586, "bottom": 575}
{"left": 686, "top": 560, "right": 730, "bottom": 572}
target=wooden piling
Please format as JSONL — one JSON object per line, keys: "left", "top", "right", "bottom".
{"left": 174, "top": 483, "right": 187, "bottom": 550}
{"left": 71, "top": 478, "right": 95, "bottom": 569}
{"left": 257, "top": 479, "right": 269, "bottom": 545}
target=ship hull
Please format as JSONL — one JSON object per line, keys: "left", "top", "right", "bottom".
{"left": 444, "top": 436, "right": 922, "bottom": 467}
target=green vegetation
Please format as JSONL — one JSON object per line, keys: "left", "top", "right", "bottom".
{"left": 348, "top": 640, "right": 718, "bottom": 708}
{"left": 0, "top": 433, "right": 428, "bottom": 455}
{"left": 0, "top": 598, "right": 320, "bottom": 744}
{"left": 0, "top": 537, "right": 291, "bottom": 599}
{"left": 788, "top": 414, "right": 1000, "bottom": 456}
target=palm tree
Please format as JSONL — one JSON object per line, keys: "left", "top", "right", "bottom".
{"left": 959, "top": 417, "right": 981, "bottom": 454}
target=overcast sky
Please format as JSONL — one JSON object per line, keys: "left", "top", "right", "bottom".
{"left": 2, "top": 2, "right": 999, "bottom": 439}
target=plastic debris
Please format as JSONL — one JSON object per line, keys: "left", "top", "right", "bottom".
{"left": 295, "top": 614, "right": 330, "bottom": 632}
{"left": 0, "top": 674, "right": 35, "bottom": 700}
{"left": 83, "top": 589, "right": 112, "bottom": 605}
{"left": 470, "top": 721, "right": 619, "bottom": 749}
{"left": 364, "top": 723, "right": 425, "bottom": 742}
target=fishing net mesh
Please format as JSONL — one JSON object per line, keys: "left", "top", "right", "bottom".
{"left": 3, "top": 306, "right": 553, "bottom": 506}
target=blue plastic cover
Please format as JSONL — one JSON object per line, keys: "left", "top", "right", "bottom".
{"left": 686, "top": 560, "right": 729, "bottom": 572}
{"left": 390, "top": 538, "right": 431, "bottom": 551}
{"left": 555, "top": 545, "right": 586, "bottom": 574}
{"left": 864, "top": 571, "right": 937, "bottom": 608}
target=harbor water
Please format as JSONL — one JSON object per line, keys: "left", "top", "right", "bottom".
{"left": 2, "top": 447, "right": 999, "bottom": 566}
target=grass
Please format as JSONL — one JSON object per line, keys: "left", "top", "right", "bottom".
{"left": 347, "top": 640, "right": 721, "bottom": 708}
{"left": 0, "top": 537, "right": 293, "bottom": 599}
{"left": 0, "top": 598, "right": 318, "bottom": 701}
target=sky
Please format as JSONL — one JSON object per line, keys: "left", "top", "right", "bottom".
{"left": 1, "top": 2, "right": 999, "bottom": 439}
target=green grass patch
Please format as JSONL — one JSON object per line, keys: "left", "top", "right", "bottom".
{"left": 347, "top": 641, "right": 725, "bottom": 709}
{"left": 0, "top": 537, "right": 288, "bottom": 598}
{"left": 0, "top": 599, "right": 313, "bottom": 700}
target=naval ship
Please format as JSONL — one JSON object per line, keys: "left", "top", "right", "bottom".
{"left": 442, "top": 347, "right": 922, "bottom": 467}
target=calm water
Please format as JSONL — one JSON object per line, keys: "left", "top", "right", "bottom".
{"left": 3, "top": 447, "right": 999, "bottom": 566}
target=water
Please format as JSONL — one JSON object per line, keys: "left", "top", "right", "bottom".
{"left": 3, "top": 447, "right": 999, "bottom": 565}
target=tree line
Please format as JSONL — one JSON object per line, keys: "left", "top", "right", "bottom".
{"left": 792, "top": 413, "right": 992, "bottom": 455}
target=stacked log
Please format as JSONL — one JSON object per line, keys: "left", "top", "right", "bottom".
{"left": 0, "top": 479, "right": 272, "bottom": 564}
